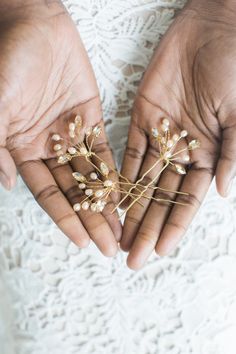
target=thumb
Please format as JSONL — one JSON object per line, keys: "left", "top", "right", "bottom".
{"left": 216, "top": 126, "right": 236, "bottom": 197}
{"left": 0, "top": 146, "right": 17, "bottom": 190}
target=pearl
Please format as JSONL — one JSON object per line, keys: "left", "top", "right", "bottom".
{"left": 162, "top": 118, "right": 170, "bottom": 126}
{"left": 69, "top": 123, "right": 75, "bottom": 131}
{"left": 183, "top": 155, "right": 190, "bottom": 162}
{"left": 79, "top": 183, "right": 86, "bottom": 190}
{"left": 90, "top": 172, "right": 98, "bottom": 180}
{"left": 95, "top": 190, "right": 104, "bottom": 198}
{"left": 166, "top": 140, "right": 174, "bottom": 148}
{"left": 52, "top": 134, "right": 61, "bottom": 141}
{"left": 180, "top": 130, "right": 188, "bottom": 138}
{"left": 68, "top": 147, "right": 77, "bottom": 155}
{"left": 104, "top": 180, "right": 113, "bottom": 188}
{"left": 82, "top": 202, "right": 90, "bottom": 211}
{"left": 172, "top": 134, "right": 179, "bottom": 142}
{"left": 163, "top": 152, "right": 171, "bottom": 159}
{"left": 79, "top": 147, "right": 88, "bottom": 156}
{"left": 73, "top": 203, "right": 81, "bottom": 212}
{"left": 53, "top": 144, "right": 62, "bottom": 152}
{"left": 90, "top": 203, "right": 98, "bottom": 212}
{"left": 85, "top": 189, "right": 93, "bottom": 196}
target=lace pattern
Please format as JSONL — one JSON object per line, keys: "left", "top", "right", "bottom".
{"left": 1, "top": 1, "right": 236, "bottom": 354}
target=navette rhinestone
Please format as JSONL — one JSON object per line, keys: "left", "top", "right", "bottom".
{"left": 100, "top": 162, "right": 109, "bottom": 176}
{"left": 174, "top": 164, "right": 187, "bottom": 175}
{"left": 72, "top": 172, "right": 86, "bottom": 182}
{"left": 152, "top": 128, "right": 159, "bottom": 138}
{"left": 188, "top": 139, "right": 200, "bottom": 150}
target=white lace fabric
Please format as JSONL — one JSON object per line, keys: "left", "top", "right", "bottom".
{"left": 1, "top": 1, "right": 236, "bottom": 354}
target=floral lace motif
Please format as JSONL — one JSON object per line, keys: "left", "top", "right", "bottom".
{"left": 1, "top": 1, "right": 236, "bottom": 354}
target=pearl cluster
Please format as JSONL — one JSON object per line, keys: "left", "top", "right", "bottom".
{"left": 152, "top": 118, "right": 200, "bottom": 175}
{"left": 72, "top": 171, "right": 114, "bottom": 213}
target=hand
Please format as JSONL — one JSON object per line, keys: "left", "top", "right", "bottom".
{"left": 120, "top": 0, "right": 236, "bottom": 269}
{"left": 0, "top": 0, "right": 121, "bottom": 256}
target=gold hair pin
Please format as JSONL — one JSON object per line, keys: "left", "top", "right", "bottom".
{"left": 51, "top": 116, "right": 200, "bottom": 216}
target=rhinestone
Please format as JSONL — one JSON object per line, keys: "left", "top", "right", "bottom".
{"left": 180, "top": 130, "right": 188, "bottom": 138}
{"left": 90, "top": 172, "right": 98, "bottom": 180}
{"left": 82, "top": 202, "right": 90, "bottom": 210}
{"left": 73, "top": 203, "right": 81, "bottom": 212}
{"left": 100, "top": 162, "right": 109, "bottom": 177}
{"left": 72, "top": 172, "right": 86, "bottom": 182}
{"left": 69, "top": 131, "right": 75, "bottom": 138}
{"left": 68, "top": 147, "right": 77, "bottom": 155}
{"left": 53, "top": 144, "right": 62, "bottom": 151}
{"left": 85, "top": 189, "right": 93, "bottom": 196}
{"left": 152, "top": 128, "right": 159, "bottom": 138}
{"left": 52, "top": 134, "right": 61, "bottom": 141}
{"left": 188, "top": 139, "right": 200, "bottom": 150}
{"left": 95, "top": 189, "right": 104, "bottom": 198}
{"left": 79, "top": 183, "right": 86, "bottom": 189}
{"left": 75, "top": 115, "right": 82, "bottom": 125}
{"left": 92, "top": 126, "right": 102, "bottom": 137}
{"left": 104, "top": 180, "right": 113, "bottom": 187}
{"left": 174, "top": 164, "right": 186, "bottom": 175}
{"left": 69, "top": 123, "right": 75, "bottom": 131}
{"left": 58, "top": 154, "right": 71, "bottom": 164}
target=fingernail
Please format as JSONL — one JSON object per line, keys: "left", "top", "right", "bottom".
{"left": 0, "top": 171, "right": 10, "bottom": 190}
{"left": 226, "top": 179, "right": 234, "bottom": 196}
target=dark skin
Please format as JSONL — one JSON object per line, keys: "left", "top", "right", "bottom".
{"left": 120, "top": 0, "right": 236, "bottom": 269}
{"left": 0, "top": 0, "right": 122, "bottom": 256}
{"left": 1, "top": 0, "right": 235, "bottom": 269}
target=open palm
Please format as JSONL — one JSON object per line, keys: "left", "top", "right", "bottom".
{"left": 121, "top": 0, "right": 236, "bottom": 269}
{"left": 0, "top": 1, "right": 121, "bottom": 256}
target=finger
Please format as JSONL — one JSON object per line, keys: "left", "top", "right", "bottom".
{"left": 18, "top": 159, "right": 90, "bottom": 248}
{"left": 121, "top": 133, "right": 188, "bottom": 253}
{"left": 216, "top": 126, "right": 236, "bottom": 197}
{"left": 91, "top": 120, "right": 120, "bottom": 205}
{"left": 155, "top": 166, "right": 213, "bottom": 256}
{"left": 120, "top": 144, "right": 164, "bottom": 252}
{"left": 69, "top": 154, "right": 120, "bottom": 256}
{"left": 126, "top": 168, "right": 183, "bottom": 270}
{"left": 0, "top": 147, "right": 17, "bottom": 190}
{"left": 120, "top": 117, "right": 148, "bottom": 193}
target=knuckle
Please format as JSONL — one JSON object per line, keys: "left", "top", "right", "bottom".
{"left": 140, "top": 175, "right": 153, "bottom": 186}
{"left": 56, "top": 212, "right": 77, "bottom": 227}
{"left": 177, "top": 192, "right": 201, "bottom": 208}
{"left": 64, "top": 185, "right": 83, "bottom": 201}
{"left": 125, "top": 214, "right": 140, "bottom": 225}
{"left": 93, "top": 141, "right": 110, "bottom": 154}
{"left": 155, "top": 190, "right": 175, "bottom": 201}
{"left": 125, "top": 146, "right": 145, "bottom": 160}
{"left": 166, "top": 220, "right": 187, "bottom": 233}
{"left": 138, "top": 228, "right": 157, "bottom": 247}
{"left": 35, "top": 184, "right": 61, "bottom": 203}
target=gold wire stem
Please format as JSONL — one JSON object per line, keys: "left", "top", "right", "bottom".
{"left": 113, "top": 158, "right": 163, "bottom": 212}
{"left": 117, "top": 161, "right": 170, "bottom": 217}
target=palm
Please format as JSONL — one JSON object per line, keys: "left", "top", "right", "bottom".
{"left": 1, "top": 3, "right": 121, "bottom": 255}
{"left": 121, "top": 4, "right": 236, "bottom": 269}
